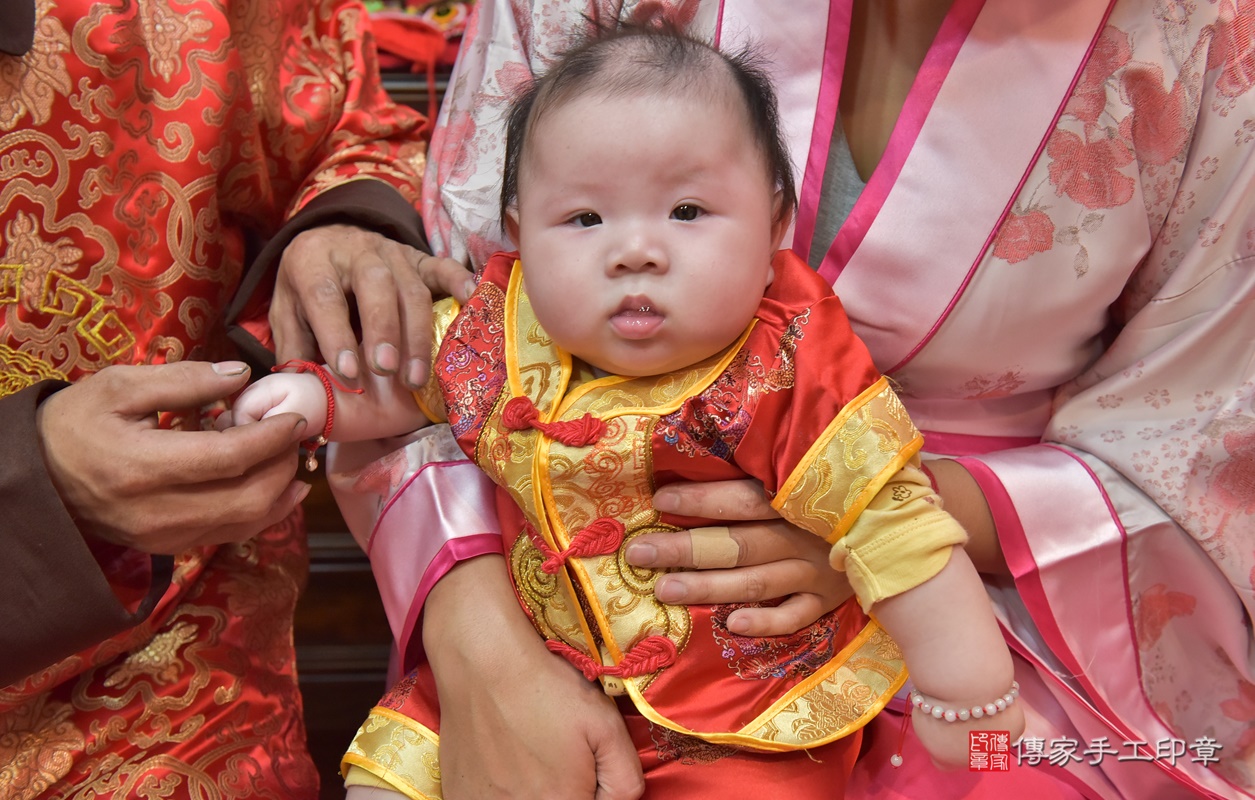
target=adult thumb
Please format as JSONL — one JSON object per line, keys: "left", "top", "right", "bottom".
{"left": 592, "top": 726, "right": 645, "bottom": 800}
{"left": 108, "top": 360, "right": 254, "bottom": 416}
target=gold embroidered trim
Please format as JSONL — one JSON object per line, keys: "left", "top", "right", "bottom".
{"left": 620, "top": 618, "right": 906, "bottom": 750}
{"left": 772, "top": 376, "right": 923, "bottom": 543}
{"left": 342, "top": 706, "right": 442, "bottom": 800}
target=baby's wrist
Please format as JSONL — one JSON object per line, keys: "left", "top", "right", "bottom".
{"left": 273, "top": 360, "right": 363, "bottom": 470}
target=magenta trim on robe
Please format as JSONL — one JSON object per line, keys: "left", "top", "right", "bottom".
{"left": 792, "top": 1, "right": 853, "bottom": 260}
{"left": 821, "top": 0, "right": 984, "bottom": 275}
{"left": 960, "top": 450, "right": 1228, "bottom": 799}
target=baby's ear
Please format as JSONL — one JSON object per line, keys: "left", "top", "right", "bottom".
{"left": 769, "top": 190, "right": 791, "bottom": 252}
{"left": 505, "top": 208, "right": 521, "bottom": 246}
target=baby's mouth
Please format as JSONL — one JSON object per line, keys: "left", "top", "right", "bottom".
{"left": 611, "top": 296, "right": 663, "bottom": 339}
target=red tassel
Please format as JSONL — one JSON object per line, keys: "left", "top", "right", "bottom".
{"left": 546, "top": 640, "right": 604, "bottom": 681}
{"left": 546, "top": 635, "right": 678, "bottom": 682}
{"left": 604, "top": 636, "right": 678, "bottom": 678}
{"left": 502, "top": 395, "right": 606, "bottom": 446}
{"left": 527, "top": 518, "right": 626, "bottom": 574}
{"left": 502, "top": 395, "right": 540, "bottom": 430}
{"left": 891, "top": 703, "right": 912, "bottom": 768}
{"left": 564, "top": 518, "right": 626, "bottom": 561}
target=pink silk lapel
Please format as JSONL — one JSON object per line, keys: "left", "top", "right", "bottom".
{"left": 970, "top": 446, "right": 1240, "bottom": 799}
{"left": 821, "top": 0, "right": 1116, "bottom": 374}
{"left": 791, "top": 0, "right": 853, "bottom": 259}
{"left": 823, "top": 0, "right": 985, "bottom": 267}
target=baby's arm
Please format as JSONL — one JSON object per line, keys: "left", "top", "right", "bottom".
{"left": 873, "top": 544, "right": 1023, "bottom": 767}
{"left": 344, "top": 777, "right": 408, "bottom": 799}
{"left": 829, "top": 463, "right": 1023, "bottom": 767}
{"left": 230, "top": 367, "right": 430, "bottom": 444}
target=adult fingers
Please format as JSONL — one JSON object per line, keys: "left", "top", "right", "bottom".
{"left": 723, "top": 592, "right": 833, "bottom": 638}
{"left": 149, "top": 412, "right": 308, "bottom": 485}
{"left": 651, "top": 557, "right": 809, "bottom": 605}
{"left": 188, "top": 477, "right": 313, "bottom": 549}
{"left": 591, "top": 722, "right": 646, "bottom": 800}
{"left": 274, "top": 227, "right": 360, "bottom": 377}
{"left": 651, "top": 478, "right": 779, "bottom": 521}
{"left": 269, "top": 286, "right": 321, "bottom": 365}
{"left": 397, "top": 252, "right": 474, "bottom": 388}
{"left": 91, "top": 361, "right": 253, "bottom": 418}
{"left": 626, "top": 518, "right": 817, "bottom": 570}
{"left": 351, "top": 271, "right": 403, "bottom": 377}
{"left": 416, "top": 252, "right": 476, "bottom": 303}
{"left": 351, "top": 243, "right": 433, "bottom": 386}
{"left": 119, "top": 444, "right": 308, "bottom": 551}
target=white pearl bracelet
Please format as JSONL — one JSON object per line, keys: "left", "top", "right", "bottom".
{"left": 910, "top": 680, "right": 1019, "bottom": 723}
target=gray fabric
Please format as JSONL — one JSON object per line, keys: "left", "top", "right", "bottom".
{"left": 806, "top": 114, "right": 867, "bottom": 269}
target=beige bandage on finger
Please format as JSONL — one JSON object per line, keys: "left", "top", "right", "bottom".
{"left": 689, "top": 526, "right": 741, "bottom": 569}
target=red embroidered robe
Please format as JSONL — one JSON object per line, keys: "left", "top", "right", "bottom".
{"left": 0, "top": 1, "right": 427, "bottom": 797}
{"left": 343, "top": 249, "right": 952, "bottom": 793}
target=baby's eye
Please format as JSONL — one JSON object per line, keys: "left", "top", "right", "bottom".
{"left": 571, "top": 212, "right": 602, "bottom": 227}
{"left": 671, "top": 204, "right": 703, "bottom": 221}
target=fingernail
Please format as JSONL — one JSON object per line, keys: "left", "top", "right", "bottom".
{"left": 462, "top": 278, "right": 477, "bottom": 300}
{"left": 212, "top": 361, "right": 248, "bottom": 376}
{"left": 625, "top": 541, "right": 657, "bottom": 567}
{"left": 336, "top": 350, "right": 359, "bottom": 380}
{"left": 295, "top": 481, "right": 313, "bottom": 504}
{"left": 405, "top": 358, "right": 428, "bottom": 389}
{"left": 654, "top": 577, "right": 685, "bottom": 603}
{"left": 652, "top": 491, "right": 678, "bottom": 513}
{"left": 727, "top": 613, "right": 751, "bottom": 635}
{"left": 373, "top": 343, "right": 399, "bottom": 374}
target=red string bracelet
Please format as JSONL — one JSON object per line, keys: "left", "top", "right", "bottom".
{"left": 273, "top": 360, "right": 364, "bottom": 471}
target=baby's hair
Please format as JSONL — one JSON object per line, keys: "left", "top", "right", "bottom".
{"left": 500, "top": 23, "right": 797, "bottom": 230}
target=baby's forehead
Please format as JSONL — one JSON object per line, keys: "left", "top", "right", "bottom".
{"left": 581, "top": 37, "right": 739, "bottom": 103}
{"left": 532, "top": 47, "right": 753, "bottom": 141}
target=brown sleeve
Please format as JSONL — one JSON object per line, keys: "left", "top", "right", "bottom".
{"left": 0, "top": 0, "right": 34, "bottom": 57}
{"left": 0, "top": 382, "right": 171, "bottom": 686}
{"left": 224, "top": 179, "right": 429, "bottom": 371}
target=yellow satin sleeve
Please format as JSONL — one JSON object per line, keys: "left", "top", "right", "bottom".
{"left": 828, "top": 459, "right": 969, "bottom": 612}
{"left": 341, "top": 706, "right": 442, "bottom": 800}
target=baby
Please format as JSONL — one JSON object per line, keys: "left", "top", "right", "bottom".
{"left": 232, "top": 24, "right": 1024, "bottom": 796}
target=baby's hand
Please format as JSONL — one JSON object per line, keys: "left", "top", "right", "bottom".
{"left": 225, "top": 371, "right": 328, "bottom": 442}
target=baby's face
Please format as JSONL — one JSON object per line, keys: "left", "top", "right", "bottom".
{"left": 510, "top": 87, "right": 785, "bottom": 377}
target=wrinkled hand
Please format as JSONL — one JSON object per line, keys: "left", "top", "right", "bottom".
{"left": 625, "top": 479, "right": 852, "bottom": 636}
{"left": 36, "top": 361, "right": 311, "bottom": 554}
{"left": 270, "top": 224, "right": 474, "bottom": 389}
{"left": 427, "top": 556, "right": 644, "bottom": 800}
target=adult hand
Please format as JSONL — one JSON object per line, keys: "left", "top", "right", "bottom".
{"left": 625, "top": 479, "right": 852, "bottom": 636}
{"left": 270, "top": 224, "right": 475, "bottom": 389}
{"left": 36, "top": 361, "right": 311, "bottom": 554}
{"left": 426, "top": 556, "right": 644, "bottom": 800}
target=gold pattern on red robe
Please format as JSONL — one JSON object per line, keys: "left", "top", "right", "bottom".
{"left": 0, "top": 1, "right": 428, "bottom": 796}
